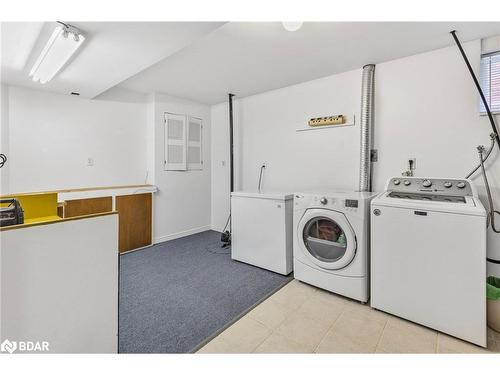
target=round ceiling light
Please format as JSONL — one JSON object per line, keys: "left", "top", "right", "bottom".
{"left": 282, "top": 22, "right": 303, "bottom": 32}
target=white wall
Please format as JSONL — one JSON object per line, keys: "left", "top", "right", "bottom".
{"left": 150, "top": 93, "right": 211, "bottom": 243}
{"left": 0, "top": 85, "right": 10, "bottom": 194}
{"left": 1, "top": 214, "right": 118, "bottom": 353}
{"left": 211, "top": 39, "right": 500, "bottom": 265}
{"left": 1, "top": 85, "right": 212, "bottom": 245}
{"left": 211, "top": 69, "right": 362, "bottom": 231}
{"left": 1, "top": 85, "right": 148, "bottom": 194}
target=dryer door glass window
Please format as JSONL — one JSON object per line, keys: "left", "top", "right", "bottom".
{"left": 303, "top": 216, "right": 348, "bottom": 263}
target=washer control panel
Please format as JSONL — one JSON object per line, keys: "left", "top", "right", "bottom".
{"left": 388, "top": 177, "right": 473, "bottom": 196}
{"left": 297, "top": 195, "right": 363, "bottom": 212}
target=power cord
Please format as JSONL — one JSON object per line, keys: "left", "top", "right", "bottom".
{"left": 258, "top": 164, "right": 266, "bottom": 193}
{"left": 205, "top": 240, "right": 231, "bottom": 255}
{"left": 0, "top": 154, "right": 6, "bottom": 168}
{"left": 209, "top": 215, "right": 232, "bottom": 254}
{"left": 222, "top": 214, "right": 230, "bottom": 232}
{"left": 220, "top": 213, "right": 231, "bottom": 247}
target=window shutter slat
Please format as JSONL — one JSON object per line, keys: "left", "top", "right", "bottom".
{"left": 164, "top": 113, "right": 187, "bottom": 171}
{"left": 187, "top": 117, "right": 203, "bottom": 170}
{"left": 480, "top": 52, "right": 500, "bottom": 113}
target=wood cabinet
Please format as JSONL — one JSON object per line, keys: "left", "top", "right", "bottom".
{"left": 57, "top": 187, "right": 154, "bottom": 253}
{"left": 63, "top": 196, "right": 113, "bottom": 218}
{"left": 115, "top": 193, "right": 152, "bottom": 253}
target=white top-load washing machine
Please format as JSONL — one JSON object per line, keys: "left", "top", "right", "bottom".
{"left": 294, "top": 191, "right": 378, "bottom": 302}
{"left": 371, "top": 177, "right": 487, "bottom": 347}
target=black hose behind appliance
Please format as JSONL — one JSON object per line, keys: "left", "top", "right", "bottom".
{"left": 450, "top": 30, "right": 500, "bottom": 147}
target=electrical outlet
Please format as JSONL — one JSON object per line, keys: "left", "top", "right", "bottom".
{"left": 262, "top": 162, "right": 267, "bottom": 168}
{"left": 87, "top": 157, "right": 94, "bottom": 167}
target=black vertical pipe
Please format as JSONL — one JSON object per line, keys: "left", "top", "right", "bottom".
{"left": 228, "top": 93, "right": 235, "bottom": 236}
{"left": 450, "top": 30, "right": 500, "bottom": 148}
{"left": 228, "top": 93, "right": 235, "bottom": 193}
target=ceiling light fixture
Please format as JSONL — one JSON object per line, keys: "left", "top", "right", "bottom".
{"left": 282, "top": 22, "right": 303, "bottom": 32}
{"left": 29, "top": 22, "right": 85, "bottom": 84}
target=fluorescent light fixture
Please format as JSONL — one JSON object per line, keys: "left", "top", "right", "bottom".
{"left": 282, "top": 22, "right": 303, "bottom": 32}
{"left": 29, "top": 24, "right": 85, "bottom": 84}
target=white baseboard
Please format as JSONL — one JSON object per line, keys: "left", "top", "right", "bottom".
{"left": 154, "top": 225, "right": 212, "bottom": 244}
{"left": 210, "top": 225, "right": 223, "bottom": 233}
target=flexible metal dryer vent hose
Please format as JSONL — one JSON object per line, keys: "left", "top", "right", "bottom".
{"left": 465, "top": 133, "right": 497, "bottom": 179}
{"left": 359, "top": 64, "right": 375, "bottom": 192}
{"left": 478, "top": 145, "right": 500, "bottom": 233}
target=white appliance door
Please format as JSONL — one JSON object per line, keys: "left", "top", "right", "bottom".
{"left": 371, "top": 204, "right": 487, "bottom": 346}
{"left": 297, "top": 209, "right": 357, "bottom": 270}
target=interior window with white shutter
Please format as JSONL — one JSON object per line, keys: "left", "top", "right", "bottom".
{"left": 164, "top": 113, "right": 187, "bottom": 171}
{"left": 479, "top": 51, "right": 500, "bottom": 114}
{"left": 187, "top": 117, "right": 203, "bottom": 170}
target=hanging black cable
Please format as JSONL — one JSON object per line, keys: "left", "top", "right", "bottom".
{"left": 0, "top": 153, "right": 6, "bottom": 169}
{"left": 450, "top": 30, "right": 500, "bottom": 148}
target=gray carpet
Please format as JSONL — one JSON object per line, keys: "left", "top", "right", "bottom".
{"left": 119, "top": 230, "right": 292, "bottom": 353}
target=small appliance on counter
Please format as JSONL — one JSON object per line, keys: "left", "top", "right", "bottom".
{"left": 0, "top": 198, "right": 25, "bottom": 227}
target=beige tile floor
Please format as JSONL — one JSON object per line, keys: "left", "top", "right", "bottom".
{"left": 197, "top": 280, "right": 500, "bottom": 354}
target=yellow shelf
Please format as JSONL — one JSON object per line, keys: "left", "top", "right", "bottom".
{"left": 24, "top": 216, "right": 62, "bottom": 225}
{"left": 1, "top": 192, "right": 58, "bottom": 223}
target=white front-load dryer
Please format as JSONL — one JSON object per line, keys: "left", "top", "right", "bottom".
{"left": 293, "top": 191, "right": 377, "bottom": 302}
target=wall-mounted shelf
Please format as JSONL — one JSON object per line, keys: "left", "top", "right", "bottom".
{"left": 296, "top": 114, "right": 355, "bottom": 132}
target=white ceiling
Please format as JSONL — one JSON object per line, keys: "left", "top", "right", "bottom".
{"left": 118, "top": 22, "right": 500, "bottom": 104}
{"left": 2, "top": 22, "right": 500, "bottom": 104}
{"left": 1, "top": 21, "right": 224, "bottom": 98}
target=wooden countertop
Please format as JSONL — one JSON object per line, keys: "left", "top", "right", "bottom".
{"left": 1, "top": 184, "right": 156, "bottom": 198}
{"left": 0, "top": 211, "right": 118, "bottom": 232}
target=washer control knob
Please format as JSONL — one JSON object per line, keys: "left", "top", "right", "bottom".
{"left": 393, "top": 179, "right": 401, "bottom": 185}
{"left": 457, "top": 181, "right": 466, "bottom": 189}
{"left": 320, "top": 197, "right": 328, "bottom": 205}
{"left": 422, "top": 179, "right": 432, "bottom": 188}
{"left": 443, "top": 181, "right": 452, "bottom": 188}
{"left": 404, "top": 180, "right": 411, "bottom": 186}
